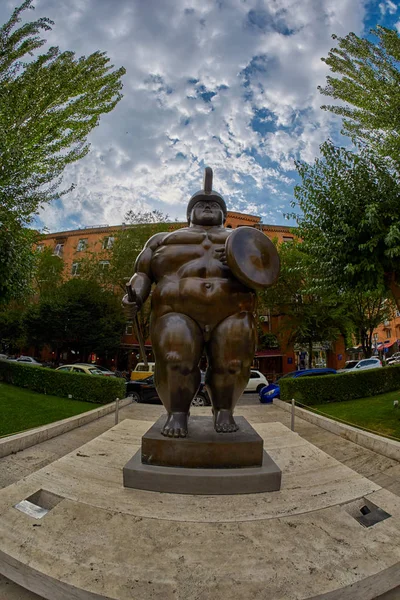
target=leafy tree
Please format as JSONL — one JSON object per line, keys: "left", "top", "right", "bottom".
{"left": 0, "top": 224, "right": 37, "bottom": 303}
{"left": 294, "top": 141, "right": 400, "bottom": 306}
{"left": 0, "top": 0, "right": 125, "bottom": 302}
{"left": 0, "top": 304, "right": 26, "bottom": 354}
{"left": 319, "top": 26, "right": 400, "bottom": 164}
{"left": 77, "top": 211, "right": 172, "bottom": 342}
{"left": 25, "top": 278, "right": 126, "bottom": 361}
{"left": 345, "top": 288, "right": 393, "bottom": 357}
{"left": 258, "top": 240, "right": 348, "bottom": 367}
{"left": 33, "top": 246, "right": 64, "bottom": 297}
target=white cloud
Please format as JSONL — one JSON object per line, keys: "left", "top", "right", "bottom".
{"left": 0, "top": 0, "right": 369, "bottom": 230}
{"left": 379, "top": 0, "right": 398, "bottom": 16}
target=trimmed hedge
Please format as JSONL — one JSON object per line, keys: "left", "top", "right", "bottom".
{"left": 0, "top": 361, "right": 125, "bottom": 404}
{"left": 280, "top": 365, "right": 400, "bottom": 406}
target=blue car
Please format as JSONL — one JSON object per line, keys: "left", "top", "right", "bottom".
{"left": 259, "top": 368, "right": 337, "bottom": 403}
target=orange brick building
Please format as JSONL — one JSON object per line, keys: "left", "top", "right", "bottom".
{"left": 36, "top": 212, "right": 346, "bottom": 378}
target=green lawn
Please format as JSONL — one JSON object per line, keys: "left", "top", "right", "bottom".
{"left": 0, "top": 382, "right": 102, "bottom": 437}
{"left": 313, "top": 390, "right": 400, "bottom": 440}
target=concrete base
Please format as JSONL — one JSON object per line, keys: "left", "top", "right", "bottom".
{"left": 123, "top": 449, "right": 282, "bottom": 494}
{"left": 1, "top": 418, "right": 400, "bottom": 600}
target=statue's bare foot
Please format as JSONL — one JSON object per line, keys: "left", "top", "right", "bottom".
{"left": 161, "top": 412, "right": 188, "bottom": 438}
{"left": 214, "top": 409, "right": 239, "bottom": 433}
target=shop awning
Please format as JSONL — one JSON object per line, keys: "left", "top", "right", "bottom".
{"left": 377, "top": 341, "right": 396, "bottom": 350}
{"left": 255, "top": 350, "right": 282, "bottom": 358}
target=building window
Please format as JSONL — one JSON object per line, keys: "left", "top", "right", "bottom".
{"left": 125, "top": 324, "right": 133, "bottom": 335}
{"left": 36, "top": 244, "right": 44, "bottom": 252}
{"left": 76, "top": 238, "right": 88, "bottom": 252}
{"left": 385, "top": 329, "right": 392, "bottom": 338}
{"left": 283, "top": 236, "right": 293, "bottom": 243}
{"left": 102, "top": 236, "right": 115, "bottom": 249}
{"left": 71, "top": 262, "right": 80, "bottom": 276}
{"left": 53, "top": 243, "right": 64, "bottom": 257}
{"left": 99, "top": 260, "right": 110, "bottom": 270}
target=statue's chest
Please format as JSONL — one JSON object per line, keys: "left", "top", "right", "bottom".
{"left": 152, "top": 231, "right": 226, "bottom": 276}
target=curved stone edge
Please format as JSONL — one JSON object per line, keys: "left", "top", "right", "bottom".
{"left": 308, "top": 562, "right": 400, "bottom": 600}
{"left": 0, "top": 549, "right": 111, "bottom": 600}
{"left": 274, "top": 399, "right": 400, "bottom": 462}
{"left": 0, "top": 398, "right": 131, "bottom": 459}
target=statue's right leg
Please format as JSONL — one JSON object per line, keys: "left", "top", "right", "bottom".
{"left": 151, "top": 312, "right": 203, "bottom": 437}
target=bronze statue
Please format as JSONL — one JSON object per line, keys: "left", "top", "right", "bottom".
{"left": 123, "top": 168, "right": 279, "bottom": 437}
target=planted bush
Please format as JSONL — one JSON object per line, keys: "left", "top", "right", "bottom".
{"left": 280, "top": 365, "right": 400, "bottom": 406}
{"left": 0, "top": 361, "right": 125, "bottom": 404}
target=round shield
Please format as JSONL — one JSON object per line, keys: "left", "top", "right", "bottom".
{"left": 225, "top": 227, "right": 280, "bottom": 290}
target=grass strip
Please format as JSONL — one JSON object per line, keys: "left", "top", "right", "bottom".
{"left": 0, "top": 382, "right": 102, "bottom": 437}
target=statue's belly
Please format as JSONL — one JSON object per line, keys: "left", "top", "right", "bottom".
{"left": 152, "top": 277, "right": 255, "bottom": 328}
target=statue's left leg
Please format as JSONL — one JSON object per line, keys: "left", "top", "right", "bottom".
{"left": 206, "top": 312, "right": 256, "bottom": 433}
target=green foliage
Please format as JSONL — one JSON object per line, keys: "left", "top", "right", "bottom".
{"left": 280, "top": 366, "right": 400, "bottom": 405}
{"left": 77, "top": 212, "right": 172, "bottom": 342}
{"left": 0, "top": 224, "right": 38, "bottom": 304}
{"left": 0, "top": 304, "right": 26, "bottom": 353}
{"left": 0, "top": 361, "right": 125, "bottom": 404}
{"left": 319, "top": 26, "right": 400, "bottom": 163}
{"left": 294, "top": 142, "right": 400, "bottom": 294}
{"left": 33, "top": 246, "right": 64, "bottom": 297}
{"left": 0, "top": 0, "right": 125, "bottom": 302}
{"left": 345, "top": 288, "right": 393, "bottom": 357}
{"left": 24, "top": 278, "right": 126, "bottom": 358}
{"left": 258, "top": 239, "right": 348, "bottom": 363}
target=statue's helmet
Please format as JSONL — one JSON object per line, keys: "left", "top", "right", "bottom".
{"left": 186, "top": 167, "right": 227, "bottom": 223}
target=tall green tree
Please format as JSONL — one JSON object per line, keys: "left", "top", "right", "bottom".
{"left": 33, "top": 246, "right": 64, "bottom": 298}
{"left": 78, "top": 211, "right": 172, "bottom": 342}
{"left": 258, "top": 240, "right": 348, "bottom": 367}
{"left": 25, "top": 278, "right": 126, "bottom": 361}
{"left": 294, "top": 141, "right": 400, "bottom": 305}
{"left": 319, "top": 26, "right": 400, "bottom": 164}
{"left": 0, "top": 0, "right": 125, "bottom": 302}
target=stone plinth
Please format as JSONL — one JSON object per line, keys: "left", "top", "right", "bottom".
{"left": 124, "top": 415, "right": 281, "bottom": 494}
{"left": 141, "top": 415, "right": 263, "bottom": 468}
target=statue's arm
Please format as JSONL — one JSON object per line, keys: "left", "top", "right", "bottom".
{"left": 125, "top": 232, "right": 166, "bottom": 309}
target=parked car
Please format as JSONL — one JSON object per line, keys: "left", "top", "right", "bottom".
{"left": 0, "top": 354, "right": 8, "bottom": 361}
{"left": 130, "top": 362, "right": 156, "bottom": 381}
{"left": 72, "top": 363, "right": 116, "bottom": 376}
{"left": 244, "top": 370, "right": 268, "bottom": 393}
{"left": 259, "top": 368, "right": 337, "bottom": 403}
{"left": 126, "top": 375, "right": 211, "bottom": 406}
{"left": 386, "top": 352, "right": 400, "bottom": 365}
{"left": 337, "top": 357, "right": 382, "bottom": 373}
{"left": 342, "top": 360, "right": 359, "bottom": 370}
{"left": 8, "top": 356, "right": 43, "bottom": 366}
{"left": 55, "top": 364, "right": 104, "bottom": 375}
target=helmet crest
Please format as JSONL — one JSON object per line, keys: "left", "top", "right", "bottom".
{"left": 187, "top": 167, "right": 227, "bottom": 223}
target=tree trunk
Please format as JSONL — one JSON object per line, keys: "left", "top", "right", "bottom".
{"left": 308, "top": 340, "right": 313, "bottom": 368}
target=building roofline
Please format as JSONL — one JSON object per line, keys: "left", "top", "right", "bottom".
{"left": 38, "top": 214, "right": 296, "bottom": 238}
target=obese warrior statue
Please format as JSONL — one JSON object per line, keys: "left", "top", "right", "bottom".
{"left": 122, "top": 168, "right": 279, "bottom": 438}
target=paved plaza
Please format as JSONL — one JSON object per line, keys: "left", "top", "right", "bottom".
{"left": 1, "top": 394, "right": 400, "bottom": 599}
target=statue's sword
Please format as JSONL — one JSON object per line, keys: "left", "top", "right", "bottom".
{"left": 125, "top": 283, "right": 148, "bottom": 369}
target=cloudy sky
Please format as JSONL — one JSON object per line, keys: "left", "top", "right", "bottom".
{"left": 2, "top": 0, "right": 399, "bottom": 232}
